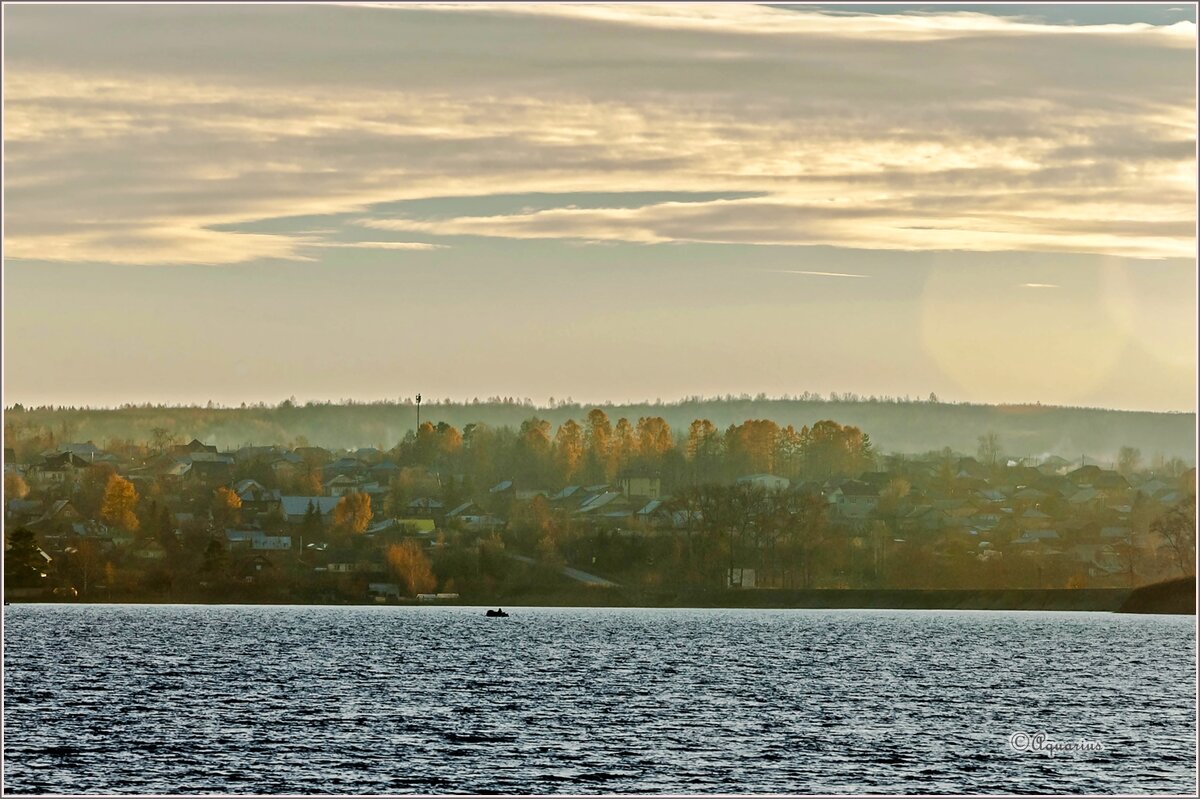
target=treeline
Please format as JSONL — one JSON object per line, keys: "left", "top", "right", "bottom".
{"left": 387, "top": 414, "right": 873, "bottom": 495}
{"left": 5, "top": 395, "right": 1195, "bottom": 463}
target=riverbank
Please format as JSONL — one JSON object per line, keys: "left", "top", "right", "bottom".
{"left": 1116, "top": 576, "right": 1196, "bottom": 614}
{"left": 11, "top": 584, "right": 1190, "bottom": 612}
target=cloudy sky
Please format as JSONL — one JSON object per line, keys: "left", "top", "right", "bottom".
{"left": 3, "top": 2, "right": 1196, "bottom": 411}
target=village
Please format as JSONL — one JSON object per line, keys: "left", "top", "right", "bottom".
{"left": 3, "top": 414, "right": 1196, "bottom": 604}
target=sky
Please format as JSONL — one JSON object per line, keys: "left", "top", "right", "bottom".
{"left": 3, "top": 2, "right": 1196, "bottom": 412}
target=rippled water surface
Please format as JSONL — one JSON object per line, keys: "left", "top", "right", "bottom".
{"left": 3, "top": 605, "right": 1195, "bottom": 794}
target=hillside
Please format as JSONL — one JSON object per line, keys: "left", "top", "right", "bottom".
{"left": 5, "top": 398, "right": 1194, "bottom": 463}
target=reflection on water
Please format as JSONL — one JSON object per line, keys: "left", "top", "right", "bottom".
{"left": 3, "top": 605, "right": 1195, "bottom": 794}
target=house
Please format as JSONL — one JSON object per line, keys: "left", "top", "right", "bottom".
{"left": 1067, "top": 465, "right": 1104, "bottom": 486}
{"left": 233, "top": 479, "right": 283, "bottom": 515}
{"left": 452, "top": 513, "right": 504, "bottom": 533}
{"left": 225, "top": 529, "right": 293, "bottom": 551}
{"left": 727, "top": 567, "right": 756, "bottom": 588}
{"left": 548, "top": 486, "right": 591, "bottom": 511}
{"left": 326, "top": 474, "right": 360, "bottom": 497}
{"left": 836, "top": 480, "right": 878, "bottom": 519}
{"left": 1136, "top": 479, "right": 1172, "bottom": 498}
{"left": 323, "top": 458, "right": 365, "bottom": 480}
{"left": 1093, "top": 471, "right": 1130, "bottom": 494}
{"left": 30, "top": 451, "right": 92, "bottom": 486}
{"left": 1068, "top": 487, "right": 1100, "bottom": 507}
{"left": 576, "top": 491, "right": 633, "bottom": 520}
{"left": 172, "top": 439, "right": 218, "bottom": 456}
{"left": 28, "top": 499, "right": 84, "bottom": 539}
{"left": 368, "top": 461, "right": 401, "bottom": 484}
{"left": 408, "top": 497, "right": 445, "bottom": 521}
{"left": 294, "top": 446, "right": 332, "bottom": 465}
{"left": 446, "top": 500, "right": 484, "bottom": 519}
{"left": 5, "top": 499, "right": 45, "bottom": 525}
{"left": 1013, "top": 529, "right": 1060, "bottom": 546}
{"left": 57, "top": 442, "right": 116, "bottom": 464}
{"left": 635, "top": 499, "right": 674, "bottom": 528}
{"left": 184, "top": 459, "right": 234, "bottom": 487}
{"left": 368, "top": 582, "right": 401, "bottom": 600}
{"left": 252, "top": 533, "right": 292, "bottom": 551}
{"left": 1013, "top": 487, "right": 1048, "bottom": 502}
{"left": 1037, "top": 455, "right": 1073, "bottom": 474}
{"left": 280, "top": 496, "right": 341, "bottom": 524}
{"left": 736, "top": 474, "right": 790, "bottom": 492}
{"left": 1017, "top": 507, "right": 1052, "bottom": 529}
{"left": 619, "top": 471, "right": 663, "bottom": 499}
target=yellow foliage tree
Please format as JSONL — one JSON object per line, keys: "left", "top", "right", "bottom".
{"left": 636, "top": 416, "right": 673, "bottom": 458}
{"left": 611, "top": 417, "right": 637, "bottom": 478}
{"left": 101, "top": 474, "right": 140, "bottom": 532}
{"left": 554, "top": 419, "right": 585, "bottom": 480}
{"left": 387, "top": 540, "right": 436, "bottom": 595}
{"left": 212, "top": 485, "right": 242, "bottom": 528}
{"left": 333, "top": 491, "right": 373, "bottom": 534}
{"left": 4, "top": 472, "right": 30, "bottom": 500}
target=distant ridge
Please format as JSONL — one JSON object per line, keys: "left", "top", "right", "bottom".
{"left": 5, "top": 397, "right": 1196, "bottom": 461}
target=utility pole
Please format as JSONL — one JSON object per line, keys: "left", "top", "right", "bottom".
{"left": 415, "top": 393, "right": 422, "bottom": 432}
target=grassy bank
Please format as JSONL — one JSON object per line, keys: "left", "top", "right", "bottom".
{"left": 486, "top": 586, "right": 1135, "bottom": 611}
{"left": 12, "top": 586, "right": 1186, "bottom": 612}
{"left": 1117, "top": 576, "right": 1196, "bottom": 615}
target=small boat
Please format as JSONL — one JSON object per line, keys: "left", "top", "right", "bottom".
{"left": 485, "top": 608, "right": 509, "bottom": 618}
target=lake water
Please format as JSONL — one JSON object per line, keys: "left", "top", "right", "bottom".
{"left": 3, "top": 605, "right": 1195, "bottom": 794}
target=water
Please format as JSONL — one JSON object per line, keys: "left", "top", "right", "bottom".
{"left": 3, "top": 605, "right": 1195, "bottom": 794}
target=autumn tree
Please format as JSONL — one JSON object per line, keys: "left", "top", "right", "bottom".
{"left": 4, "top": 472, "right": 30, "bottom": 501}
{"left": 725, "top": 419, "right": 780, "bottom": 475}
{"left": 554, "top": 419, "right": 585, "bottom": 481}
{"left": 611, "top": 418, "right": 637, "bottom": 478}
{"left": 211, "top": 486, "right": 242, "bottom": 529}
{"left": 516, "top": 417, "right": 553, "bottom": 486}
{"left": 804, "top": 420, "right": 873, "bottom": 479}
{"left": 292, "top": 466, "right": 323, "bottom": 496}
{"left": 436, "top": 422, "right": 463, "bottom": 459}
{"left": 775, "top": 425, "right": 806, "bottom": 480}
{"left": 581, "top": 409, "right": 614, "bottom": 483}
{"left": 686, "top": 419, "right": 721, "bottom": 483}
{"left": 333, "top": 491, "right": 373, "bottom": 535}
{"left": 100, "top": 474, "right": 140, "bottom": 533}
{"left": 387, "top": 540, "right": 437, "bottom": 595}
{"left": 635, "top": 417, "right": 673, "bottom": 463}
{"left": 387, "top": 467, "right": 440, "bottom": 516}
{"left": 78, "top": 464, "right": 118, "bottom": 519}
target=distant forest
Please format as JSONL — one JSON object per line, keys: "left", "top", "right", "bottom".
{"left": 5, "top": 395, "right": 1195, "bottom": 464}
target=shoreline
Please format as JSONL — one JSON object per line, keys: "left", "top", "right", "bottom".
{"left": 6, "top": 580, "right": 1194, "bottom": 614}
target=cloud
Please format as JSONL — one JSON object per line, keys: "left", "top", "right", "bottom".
{"left": 770, "top": 269, "right": 868, "bottom": 279}
{"left": 1021, "top": 283, "right": 1061, "bottom": 289}
{"left": 307, "top": 240, "right": 447, "bottom": 251}
{"left": 3, "top": 4, "right": 1194, "bottom": 265}
{"left": 361, "top": 195, "right": 1194, "bottom": 259}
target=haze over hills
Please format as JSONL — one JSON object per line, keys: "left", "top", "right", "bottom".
{"left": 5, "top": 396, "right": 1195, "bottom": 465}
